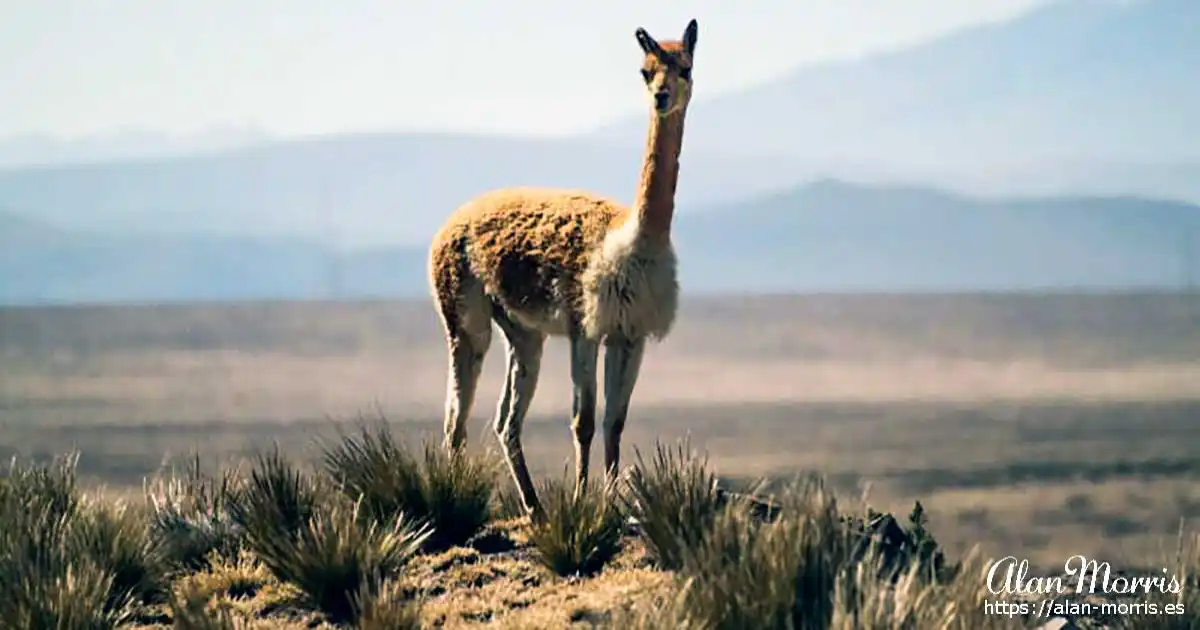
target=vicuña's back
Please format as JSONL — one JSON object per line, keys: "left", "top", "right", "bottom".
{"left": 428, "top": 19, "right": 700, "bottom": 522}
{"left": 430, "top": 187, "right": 677, "bottom": 341}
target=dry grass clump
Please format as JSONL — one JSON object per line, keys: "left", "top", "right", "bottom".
{"left": 352, "top": 578, "right": 424, "bottom": 630}
{"left": 617, "top": 443, "right": 1025, "bottom": 630}
{"left": 252, "top": 496, "right": 428, "bottom": 624}
{"left": 526, "top": 473, "right": 626, "bottom": 578}
{"left": 319, "top": 419, "right": 499, "bottom": 552}
{"left": 146, "top": 455, "right": 245, "bottom": 571}
{"left": 0, "top": 454, "right": 148, "bottom": 628}
{"left": 223, "top": 447, "right": 429, "bottom": 624}
{"left": 168, "top": 579, "right": 247, "bottom": 630}
{"left": 619, "top": 446, "right": 1200, "bottom": 630}
{"left": 0, "top": 423, "right": 492, "bottom": 628}
{"left": 174, "top": 550, "right": 274, "bottom": 604}
{"left": 622, "top": 438, "right": 724, "bottom": 571}
{"left": 1106, "top": 527, "right": 1200, "bottom": 630}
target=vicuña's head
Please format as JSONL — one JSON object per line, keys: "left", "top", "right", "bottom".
{"left": 635, "top": 19, "right": 698, "bottom": 117}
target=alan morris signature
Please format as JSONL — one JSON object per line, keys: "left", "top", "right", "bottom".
{"left": 986, "top": 555, "right": 1182, "bottom": 596}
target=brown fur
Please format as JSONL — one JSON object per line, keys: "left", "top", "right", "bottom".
{"left": 430, "top": 188, "right": 627, "bottom": 337}
{"left": 427, "top": 19, "right": 700, "bottom": 520}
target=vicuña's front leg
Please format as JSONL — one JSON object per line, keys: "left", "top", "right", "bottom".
{"left": 568, "top": 333, "right": 599, "bottom": 499}
{"left": 602, "top": 335, "right": 646, "bottom": 484}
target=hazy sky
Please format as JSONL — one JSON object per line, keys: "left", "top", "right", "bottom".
{"left": 1, "top": 0, "right": 1052, "bottom": 140}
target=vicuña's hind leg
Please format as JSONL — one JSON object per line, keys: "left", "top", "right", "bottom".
{"left": 491, "top": 309, "right": 546, "bottom": 520}
{"left": 437, "top": 283, "right": 493, "bottom": 452}
{"left": 568, "top": 332, "right": 599, "bottom": 498}
{"left": 443, "top": 328, "right": 490, "bottom": 451}
{"left": 602, "top": 335, "right": 646, "bottom": 483}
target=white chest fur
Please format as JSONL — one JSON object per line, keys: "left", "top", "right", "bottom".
{"left": 579, "top": 220, "right": 679, "bottom": 342}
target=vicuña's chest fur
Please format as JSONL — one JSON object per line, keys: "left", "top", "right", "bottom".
{"left": 579, "top": 221, "right": 678, "bottom": 342}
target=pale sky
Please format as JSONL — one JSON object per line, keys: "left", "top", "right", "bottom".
{"left": 0, "top": 0, "right": 1052, "bottom": 140}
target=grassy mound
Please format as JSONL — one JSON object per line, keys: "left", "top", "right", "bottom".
{"left": 0, "top": 430, "right": 1195, "bottom": 629}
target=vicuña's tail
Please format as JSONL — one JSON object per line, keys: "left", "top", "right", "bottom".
{"left": 429, "top": 225, "right": 470, "bottom": 331}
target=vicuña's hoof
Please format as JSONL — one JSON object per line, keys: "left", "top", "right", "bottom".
{"left": 528, "top": 505, "right": 548, "bottom": 528}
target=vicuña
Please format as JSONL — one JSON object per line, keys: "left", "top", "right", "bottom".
{"left": 428, "top": 19, "right": 700, "bottom": 521}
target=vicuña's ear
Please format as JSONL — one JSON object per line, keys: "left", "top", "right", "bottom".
{"left": 682, "top": 19, "right": 698, "bottom": 55}
{"left": 635, "top": 27, "right": 660, "bottom": 56}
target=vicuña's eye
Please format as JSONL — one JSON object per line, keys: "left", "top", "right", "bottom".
{"left": 679, "top": 67, "right": 692, "bottom": 81}
{"left": 641, "top": 69, "right": 653, "bottom": 83}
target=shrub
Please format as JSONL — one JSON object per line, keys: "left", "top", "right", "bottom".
{"left": 0, "top": 452, "right": 80, "bottom": 523}
{"left": 0, "top": 454, "right": 82, "bottom": 581}
{"left": 174, "top": 550, "right": 273, "bottom": 603}
{"left": 904, "top": 501, "right": 951, "bottom": 582}
{"left": 656, "top": 477, "right": 894, "bottom": 630}
{"left": 623, "top": 438, "right": 724, "bottom": 571}
{"left": 320, "top": 419, "right": 498, "bottom": 551}
{"left": 252, "top": 497, "right": 430, "bottom": 624}
{"left": 3, "top": 560, "right": 135, "bottom": 630}
{"left": 826, "top": 549, "right": 1022, "bottom": 630}
{"left": 68, "top": 498, "right": 173, "bottom": 610}
{"left": 627, "top": 476, "right": 1024, "bottom": 630}
{"left": 320, "top": 421, "right": 425, "bottom": 524}
{"left": 353, "top": 579, "right": 424, "bottom": 630}
{"left": 418, "top": 442, "right": 498, "bottom": 548}
{"left": 168, "top": 578, "right": 246, "bottom": 630}
{"left": 527, "top": 473, "right": 625, "bottom": 577}
{"left": 0, "top": 455, "right": 139, "bottom": 628}
{"left": 147, "top": 454, "right": 244, "bottom": 570}
{"left": 669, "top": 497, "right": 804, "bottom": 629}
{"left": 227, "top": 447, "right": 321, "bottom": 557}
{"left": 1110, "top": 527, "right": 1200, "bottom": 630}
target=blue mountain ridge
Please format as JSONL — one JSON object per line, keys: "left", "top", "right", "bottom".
{"left": 3, "top": 179, "right": 1196, "bottom": 305}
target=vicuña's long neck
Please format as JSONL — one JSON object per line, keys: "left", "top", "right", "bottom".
{"left": 632, "top": 109, "right": 686, "bottom": 240}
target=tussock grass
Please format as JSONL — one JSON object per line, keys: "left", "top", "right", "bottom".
{"left": 418, "top": 442, "right": 500, "bottom": 548}
{"left": 253, "top": 497, "right": 429, "bottom": 623}
{"left": 227, "top": 447, "right": 321, "bottom": 555}
{"left": 174, "top": 550, "right": 273, "bottom": 603}
{"left": 3, "top": 560, "right": 135, "bottom": 630}
{"left": 824, "top": 551, "right": 1021, "bottom": 630}
{"left": 320, "top": 419, "right": 498, "bottom": 551}
{"left": 0, "top": 454, "right": 144, "bottom": 628}
{"left": 4, "top": 435, "right": 1199, "bottom": 629}
{"left": 169, "top": 579, "right": 246, "bottom": 630}
{"left": 623, "top": 438, "right": 725, "bottom": 571}
{"left": 146, "top": 454, "right": 244, "bottom": 571}
{"left": 1109, "top": 527, "right": 1200, "bottom": 630}
{"left": 221, "top": 445, "right": 430, "bottom": 624}
{"left": 667, "top": 479, "right": 853, "bottom": 629}
{"left": 618, "top": 442, "right": 1030, "bottom": 630}
{"left": 353, "top": 579, "right": 424, "bottom": 630}
{"left": 69, "top": 497, "right": 173, "bottom": 610}
{"left": 527, "top": 473, "right": 625, "bottom": 578}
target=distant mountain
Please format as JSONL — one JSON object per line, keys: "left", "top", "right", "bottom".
{"left": 940, "top": 159, "right": 1200, "bottom": 205}
{"left": 0, "top": 0, "right": 1196, "bottom": 258}
{"left": 0, "top": 127, "right": 271, "bottom": 169}
{"left": 676, "top": 180, "right": 1200, "bottom": 292}
{"left": 0, "top": 210, "right": 66, "bottom": 245}
{"left": 3, "top": 181, "right": 1197, "bottom": 305}
{"left": 0, "top": 214, "right": 332, "bottom": 304}
{"left": 590, "top": 0, "right": 1200, "bottom": 195}
{"left": 1, "top": 0, "right": 1197, "bottom": 252}
{"left": 0, "top": 133, "right": 810, "bottom": 249}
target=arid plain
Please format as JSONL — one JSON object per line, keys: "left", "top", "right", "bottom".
{"left": 3, "top": 292, "right": 1200, "bottom": 571}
